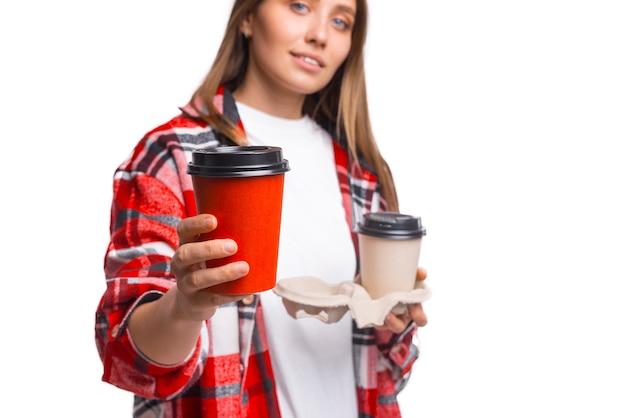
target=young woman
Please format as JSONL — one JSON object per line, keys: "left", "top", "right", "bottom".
{"left": 95, "top": 0, "right": 429, "bottom": 417}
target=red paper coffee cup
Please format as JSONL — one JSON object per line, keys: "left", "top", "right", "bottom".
{"left": 187, "top": 145, "right": 290, "bottom": 294}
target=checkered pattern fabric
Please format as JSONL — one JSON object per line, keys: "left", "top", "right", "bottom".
{"left": 95, "top": 88, "right": 419, "bottom": 417}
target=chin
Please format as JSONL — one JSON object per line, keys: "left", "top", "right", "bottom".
{"left": 289, "top": 80, "right": 332, "bottom": 96}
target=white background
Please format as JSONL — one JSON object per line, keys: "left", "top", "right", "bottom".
{"left": 1, "top": 1, "right": 625, "bottom": 417}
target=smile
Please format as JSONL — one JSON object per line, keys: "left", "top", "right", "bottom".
{"left": 294, "top": 54, "right": 322, "bottom": 67}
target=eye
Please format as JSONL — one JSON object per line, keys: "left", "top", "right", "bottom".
{"left": 290, "top": 2, "right": 309, "bottom": 14}
{"left": 332, "top": 17, "right": 351, "bottom": 31}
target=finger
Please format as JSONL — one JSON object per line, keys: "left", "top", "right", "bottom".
{"left": 177, "top": 214, "right": 217, "bottom": 245}
{"left": 174, "top": 239, "right": 239, "bottom": 271}
{"left": 189, "top": 287, "right": 253, "bottom": 309}
{"left": 384, "top": 312, "right": 411, "bottom": 334}
{"left": 180, "top": 260, "right": 250, "bottom": 292}
{"left": 416, "top": 267, "right": 428, "bottom": 281}
{"left": 408, "top": 303, "right": 428, "bottom": 327}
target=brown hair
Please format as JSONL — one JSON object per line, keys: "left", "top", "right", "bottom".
{"left": 190, "top": 0, "right": 399, "bottom": 211}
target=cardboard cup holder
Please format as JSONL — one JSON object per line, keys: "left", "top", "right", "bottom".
{"left": 273, "top": 275, "right": 431, "bottom": 328}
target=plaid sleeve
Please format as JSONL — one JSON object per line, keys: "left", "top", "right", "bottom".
{"left": 375, "top": 323, "right": 420, "bottom": 386}
{"left": 95, "top": 116, "right": 214, "bottom": 399}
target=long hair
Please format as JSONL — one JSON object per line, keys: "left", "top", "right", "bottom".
{"left": 190, "top": 0, "right": 399, "bottom": 211}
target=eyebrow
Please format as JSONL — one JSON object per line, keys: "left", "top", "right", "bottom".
{"left": 336, "top": 4, "right": 356, "bottom": 16}
{"left": 312, "top": 0, "right": 357, "bottom": 17}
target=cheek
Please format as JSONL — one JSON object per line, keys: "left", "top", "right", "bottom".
{"left": 329, "top": 43, "right": 352, "bottom": 73}
{"left": 249, "top": 31, "right": 285, "bottom": 70}
{"left": 261, "top": 15, "right": 302, "bottom": 47}
{"left": 251, "top": 24, "right": 297, "bottom": 64}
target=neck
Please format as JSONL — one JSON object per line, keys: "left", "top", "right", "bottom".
{"left": 233, "top": 80, "right": 306, "bottom": 120}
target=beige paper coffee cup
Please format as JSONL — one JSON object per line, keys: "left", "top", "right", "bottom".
{"left": 356, "top": 212, "right": 426, "bottom": 299}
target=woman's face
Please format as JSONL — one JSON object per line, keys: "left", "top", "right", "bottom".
{"left": 240, "top": 0, "right": 357, "bottom": 101}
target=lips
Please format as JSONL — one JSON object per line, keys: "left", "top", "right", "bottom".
{"left": 292, "top": 53, "right": 324, "bottom": 68}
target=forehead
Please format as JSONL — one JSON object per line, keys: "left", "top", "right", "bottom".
{"left": 330, "top": 0, "right": 358, "bottom": 13}
{"left": 333, "top": 0, "right": 357, "bottom": 18}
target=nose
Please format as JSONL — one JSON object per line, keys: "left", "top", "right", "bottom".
{"left": 305, "top": 15, "right": 328, "bottom": 47}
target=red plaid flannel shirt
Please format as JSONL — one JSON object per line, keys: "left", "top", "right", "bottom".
{"left": 95, "top": 88, "right": 420, "bottom": 417}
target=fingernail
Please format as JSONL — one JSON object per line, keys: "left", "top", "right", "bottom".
{"left": 224, "top": 241, "right": 236, "bottom": 253}
{"left": 235, "top": 262, "right": 248, "bottom": 274}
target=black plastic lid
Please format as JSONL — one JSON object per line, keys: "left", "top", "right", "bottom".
{"left": 356, "top": 212, "right": 426, "bottom": 239}
{"left": 187, "top": 145, "right": 290, "bottom": 178}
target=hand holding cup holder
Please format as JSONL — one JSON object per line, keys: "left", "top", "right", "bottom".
{"left": 273, "top": 212, "right": 430, "bottom": 328}
{"left": 273, "top": 275, "right": 431, "bottom": 328}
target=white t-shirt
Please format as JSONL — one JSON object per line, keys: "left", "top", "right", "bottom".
{"left": 237, "top": 102, "right": 358, "bottom": 418}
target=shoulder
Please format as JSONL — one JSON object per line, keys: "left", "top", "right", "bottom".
{"left": 117, "top": 111, "right": 222, "bottom": 176}
{"left": 143, "top": 111, "right": 221, "bottom": 151}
